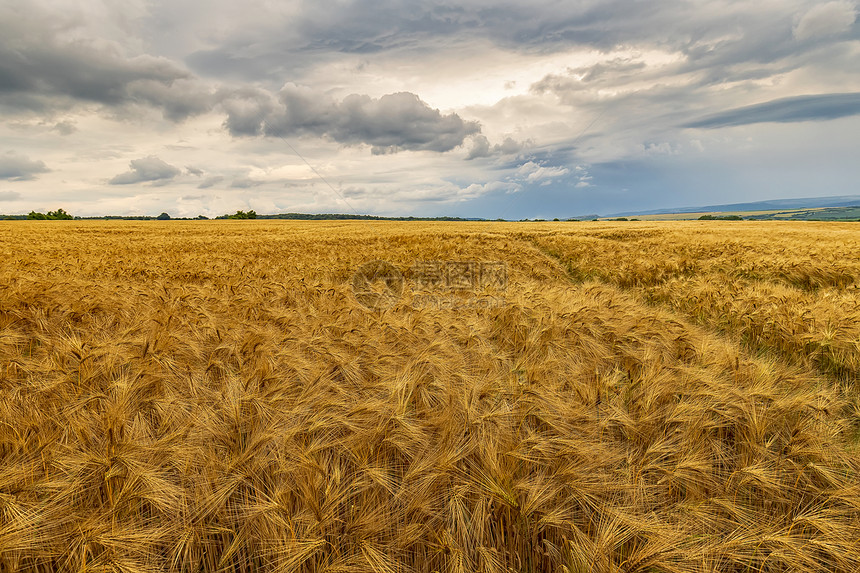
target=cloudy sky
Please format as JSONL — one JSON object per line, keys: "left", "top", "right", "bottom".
{"left": 1, "top": 0, "right": 859, "bottom": 218}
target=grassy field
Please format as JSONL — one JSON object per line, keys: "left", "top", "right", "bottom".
{"left": 1, "top": 220, "right": 859, "bottom": 572}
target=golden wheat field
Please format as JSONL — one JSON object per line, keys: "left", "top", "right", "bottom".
{"left": 1, "top": 220, "right": 859, "bottom": 573}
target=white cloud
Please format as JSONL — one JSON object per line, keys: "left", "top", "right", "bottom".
{"left": 463, "top": 180, "right": 522, "bottom": 196}
{"left": 516, "top": 161, "right": 570, "bottom": 183}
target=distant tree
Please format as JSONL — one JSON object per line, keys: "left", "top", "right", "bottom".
{"left": 27, "top": 209, "right": 74, "bottom": 220}
{"left": 220, "top": 210, "right": 258, "bottom": 219}
{"left": 699, "top": 214, "right": 743, "bottom": 221}
{"left": 156, "top": 212, "right": 171, "bottom": 220}
{"left": 196, "top": 214, "right": 209, "bottom": 220}
{"left": 46, "top": 208, "right": 73, "bottom": 220}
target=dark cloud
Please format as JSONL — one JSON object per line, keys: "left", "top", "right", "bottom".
{"left": 125, "top": 78, "right": 214, "bottom": 121}
{"left": 0, "top": 153, "right": 50, "bottom": 181}
{"left": 52, "top": 121, "right": 77, "bottom": 135}
{"left": 189, "top": 1, "right": 858, "bottom": 77}
{"left": 187, "top": 44, "right": 305, "bottom": 84}
{"left": 523, "top": 0, "right": 858, "bottom": 131}
{"left": 184, "top": 4, "right": 469, "bottom": 83}
{"left": 230, "top": 177, "right": 262, "bottom": 188}
{"left": 466, "top": 135, "right": 526, "bottom": 160}
{"left": 186, "top": 166, "right": 204, "bottom": 176}
{"left": 186, "top": 3, "right": 629, "bottom": 83}
{"left": 218, "top": 87, "right": 276, "bottom": 136}
{"left": 109, "top": 156, "right": 181, "bottom": 185}
{"left": 287, "top": 1, "right": 667, "bottom": 56}
{"left": 686, "top": 93, "right": 860, "bottom": 128}
{"left": 222, "top": 85, "right": 480, "bottom": 153}
{"left": 466, "top": 135, "right": 491, "bottom": 159}
{"left": 495, "top": 137, "right": 524, "bottom": 155}
{"left": 198, "top": 175, "right": 224, "bottom": 189}
{"left": 0, "top": 6, "right": 212, "bottom": 121}
{"left": 0, "top": 190, "right": 22, "bottom": 201}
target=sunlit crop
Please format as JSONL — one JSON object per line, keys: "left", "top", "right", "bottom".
{"left": 1, "top": 220, "right": 858, "bottom": 572}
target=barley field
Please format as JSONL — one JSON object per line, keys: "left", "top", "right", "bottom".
{"left": 1, "top": 220, "right": 859, "bottom": 573}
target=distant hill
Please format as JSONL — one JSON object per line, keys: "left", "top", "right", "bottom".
{"left": 605, "top": 194, "right": 860, "bottom": 218}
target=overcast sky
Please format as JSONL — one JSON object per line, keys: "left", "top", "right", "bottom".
{"left": 1, "top": 0, "right": 859, "bottom": 218}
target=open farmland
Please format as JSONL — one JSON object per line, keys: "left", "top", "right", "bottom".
{"left": 1, "top": 220, "right": 859, "bottom": 572}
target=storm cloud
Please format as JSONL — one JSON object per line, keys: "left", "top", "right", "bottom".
{"left": 221, "top": 85, "right": 481, "bottom": 154}
{"left": 197, "top": 176, "right": 225, "bottom": 189}
{"left": 0, "top": 153, "right": 50, "bottom": 181}
{"left": 466, "top": 135, "right": 525, "bottom": 160}
{"left": 686, "top": 93, "right": 860, "bottom": 128}
{"left": 109, "top": 157, "right": 181, "bottom": 185}
{"left": 0, "top": 4, "right": 212, "bottom": 120}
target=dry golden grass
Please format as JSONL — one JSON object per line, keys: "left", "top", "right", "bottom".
{"left": 1, "top": 220, "right": 859, "bottom": 572}
{"left": 527, "top": 222, "right": 860, "bottom": 382}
